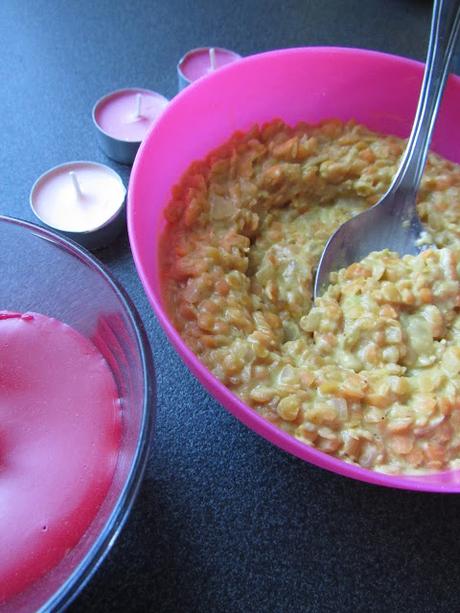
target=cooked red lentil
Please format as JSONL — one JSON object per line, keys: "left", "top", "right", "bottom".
{"left": 161, "top": 119, "right": 460, "bottom": 474}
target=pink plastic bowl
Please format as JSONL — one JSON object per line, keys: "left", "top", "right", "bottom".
{"left": 129, "top": 47, "right": 460, "bottom": 492}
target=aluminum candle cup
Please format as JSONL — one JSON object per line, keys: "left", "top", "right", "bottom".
{"left": 30, "top": 161, "right": 126, "bottom": 250}
{"left": 92, "top": 88, "right": 169, "bottom": 164}
{"left": 177, "top": 47, "right": 242, "bottom": 91}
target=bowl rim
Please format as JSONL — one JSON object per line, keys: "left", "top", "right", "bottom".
{"left": 0, "top": 215, "right": 155, "bottom": 610}
{"left": 128, "top": 46, "right": 460, "bottom": 493}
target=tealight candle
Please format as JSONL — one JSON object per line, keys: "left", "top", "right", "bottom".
{"left": 30, "top": 161, "right": 126, "bottom": 250}
{"left": 93, "top": 88, "right": 169, "bottom": 164}
{"left": 177, "top": 47, "right": 242, "bottom": 91}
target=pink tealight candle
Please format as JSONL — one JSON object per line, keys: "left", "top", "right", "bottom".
{"left": 93, "top": 88, "right": 169, "bottom": 164}
{"left": 177, "top": 47, "right": 242, "bottom": 90}
{"left": 30, "top": 161, "right": 126, "bottom": 250}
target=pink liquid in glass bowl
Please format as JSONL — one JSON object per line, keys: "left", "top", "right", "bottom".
{"left": 128, "top": 47, "right": 460, "bottom": 492}
{"left": 0, "top": 216, "right": 154, "bottom": 611}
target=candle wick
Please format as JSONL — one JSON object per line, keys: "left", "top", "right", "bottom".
{"left": 135, "top": 93, "right": 142, "bottom": 119}
{"left": 69, "top": 171, "right": 83, "bottom": 199}
{"left": 209, "top": 47, "right": 216, "bottom": 71}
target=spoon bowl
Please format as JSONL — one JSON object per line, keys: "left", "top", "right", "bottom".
{"left": 314, "top": 186, "right": 428, "bottom": 296}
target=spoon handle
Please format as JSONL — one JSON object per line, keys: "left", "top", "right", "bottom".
{"left": 388, "top": 0, "right": 460, "bottom": 202}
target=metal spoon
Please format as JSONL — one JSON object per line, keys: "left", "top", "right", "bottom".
{"left": 314, "top": 0, "right": 460, "bottom": 299}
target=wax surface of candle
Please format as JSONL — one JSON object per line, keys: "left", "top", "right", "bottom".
{"left": 0, "top": 311, "right": 121, "bottom": 603}
{"left": 31, "top": 162, "right": 125, "bottom": 232}
{"left": 95, "top": 89, "right": 169, "bottom": 141}
{"left": 179, "top": 48, "right": 240, "bottom": 82}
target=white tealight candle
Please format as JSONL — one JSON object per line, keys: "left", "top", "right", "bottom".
{"left": 30, "top": 161, "right": 126, "bottom": 250}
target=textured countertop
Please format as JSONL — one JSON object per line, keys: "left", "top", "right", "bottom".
{"left": 3, "top": 1, "right": 460, "bottom": 612}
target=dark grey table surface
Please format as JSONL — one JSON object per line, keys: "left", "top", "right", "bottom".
{"left": 3, "top": 1, "right": 459, "bottom": 612}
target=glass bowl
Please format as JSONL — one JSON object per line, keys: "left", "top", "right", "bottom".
{"left": 0, "top": 215, "right": 154, "bottom": 611}
{"left": 128, "top": 47, "right": 460, "bottom": 492}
